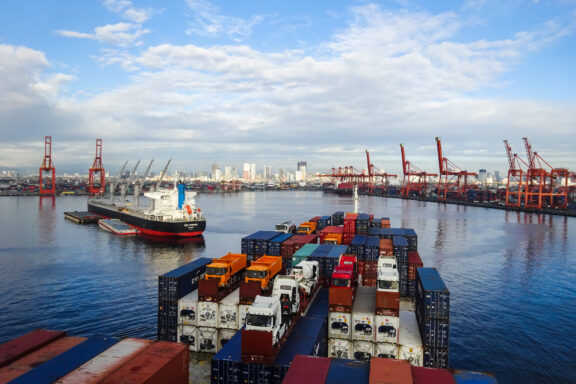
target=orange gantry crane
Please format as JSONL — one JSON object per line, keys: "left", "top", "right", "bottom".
{"left": 503, "top": 140, "right": 529, "bottom": 208}
{"left": 435, "top": 137, "right": 477, "bottom": 201}
{"left": 364, "top": 150, "right": 397, "bottom": 194}
{"left": 39, "top": 136, "right": 56, "bottom": 195}
{"left": 400, "top": 144, "right": 437, "bottom": 198}
{"left": 522, "top": 137, "right": 570, "bottom": 209}
{"left": 88, "top": 139, "right": 105, "bottom": 195}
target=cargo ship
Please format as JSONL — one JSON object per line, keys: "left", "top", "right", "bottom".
{"left": 88, "top": 183, "right": 206, "bottom": 237}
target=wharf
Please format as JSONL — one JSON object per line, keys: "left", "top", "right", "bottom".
{"left": 64, "top": 211, "right": 105, "bottom": 224}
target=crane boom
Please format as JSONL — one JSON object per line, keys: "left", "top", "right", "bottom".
{"left": 156, "top": 159, "right": 172, "bottom": 190}
{"left": 127, "top": 160, "right": 141, "bottom": 185}
{"left": 141, "top": 159, "right": 154, "bottom": 181}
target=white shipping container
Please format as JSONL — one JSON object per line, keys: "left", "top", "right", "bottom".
{"left": 352, "top": 286, "right": 376, "bottom": 341}
{"left": 375, "top": 314, "right": 400, "bottom": 343}
{"left": 328, "top": 311, "right": 352, "bottom": 339}
{"left": 178, "top": 289, "right": 199, "bottom": 326}
{"left": 218, "top": 288, "right": 240, "bottom": 329}
{"left": 328, "top": 338, "right": 352, "bottom": 360}
{"left": 57, "top": 338, "right": 153, "bottom": 383}
{"left": 218, "top": 328, "right": 238, "bottom": 351}
{"left": 197, "top": 326, "right": 219, "bottom": 353}
{"left": 353, "top": 340, "right": 374, "bottom": 362}
{"left": 197, "top": 300, "right": 219, "bottom": 327}
{"left": 177, "top": 324, "right": 198, "bottom": 352}
{"left": 238, "top": 304, "right": 251, "bottom": 329}
{"left": 398, "top": 310, "right": 423, "bottom": 366}
{"left": 375, "top": 342, "right": 398, "bottom": 359}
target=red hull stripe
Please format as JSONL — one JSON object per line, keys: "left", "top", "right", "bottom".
{"left": 131, "top": 225, "right": 204, "bottom": 237}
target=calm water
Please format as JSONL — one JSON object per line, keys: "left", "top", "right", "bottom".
{"left": 0, "top": 192, "right": 574, "bottom": 383}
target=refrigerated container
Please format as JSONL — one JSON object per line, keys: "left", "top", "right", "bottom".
{"left": 177, "top": 325, "right": 198, "bottom": 352}
{"left": 329, "top": 311, "right": 352, "bottom": 339}
{"left": 398, "top": 311, "right": 423, "bottom": 366}
{"left": 218, "top": 288, "right": 240, "bottom": 329}
{"left": 177, "top": 289, "right": 198, "bottom": 326}
{"left": 352, "top": 340, "right": 374, "bottom": 361}
{"left": 352, "top": 287, "right": 376, "bottom": 341}
{"left": 197, "top": 300, "right": 219, "bottom": 327}
{"left": 197, "top": 327, "right": 218, "bottom": 353}
{"left": 374, "top": 342, "right": 398, "bottom": 359}
{"left": 218, "top": 328, "right": 238, "bottom": 351}
{"left": 328, "top": 338, "right": 352, "bottom": 360}
{"left": 375, "top": 313, "right": 400, "bottom": 344}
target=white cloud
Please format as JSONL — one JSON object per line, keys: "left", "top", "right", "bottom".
{"left": 102, "top": 0, "right": 155, "bottom": 23}
{"left": 185, "top": 0, "right": 265, "bottom": 41}
{"left": 56, "top": 23, "right": 149, "bottom": 47}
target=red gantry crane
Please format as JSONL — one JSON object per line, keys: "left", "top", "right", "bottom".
{"left": 503, "top": 140, "right": 529, "bottom": 208}
{"left": 522, "top": 137, "right": 570, "bottom": 210}
{"left": 39, "top": 136, "right": 56, "bottom": 195}
{"left": 88, "top": 139, "right": 105, "bottom": 195}
{"left": 364, "top": 150, "right": 397, "bottom": 195}
{"left": 400, "top": 144, "right": 437, "bottom": 198}
{"left": 435, "top": 137, "right": 477, "bottom": 201}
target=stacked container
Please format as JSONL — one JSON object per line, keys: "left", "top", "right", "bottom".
{"left": 317, "top": 215, "right": 332, "bottom": 231}
{"left": 415, "top": 267, "right": 450, "bottom": 369}
{"left": 281, "top": 234, "right": 318, "bottom": 269}
{"left": 343, "top": 213, "right": 358, "bottom": 245}
{"left": 351, "top": 286, "right": 376, "bottom": 362}
{"left": 268, "top": 233, "right": 293, "bottom": 256}
{"left": 398, "top": 310, "right": 424, "bottom": 366}
{"left": 158, "top": 258, "right": 211, "bottom": 342}
{"left": 291, "top": 244, "right": 319, "bottom": 268}
{"left": 407, "top": 251, "right": 424, "bottom": 298}
{"left": 177, "top": 289, "right": 199, "bottom": 351}
{"left": 393, "top": 236, "right": 409, "bottom": 297}
{"left": 319, "top": 226, "right": 344, "bottom": 243}
{"left": 240, "top": 231, "right": 282, "bottom": 261}
{"left": 332, "top": 211, "right": 345, "bottom": 226}
{"left": 361, "top": 236, "right": 380, "bottom": 287}
{"left": 328, "top": 283, "right": 355, "bottom": 360}
{"left": 355, "top": 213, "right": 371, "bottom": 234}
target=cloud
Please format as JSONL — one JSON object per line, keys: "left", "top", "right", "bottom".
{"left": 56, "top": 23, "right": 149, "bottom": 47}
{"left": 185, "top": 0, "right": 265, "bottom": 41}
{"left": 102, "top": 0, "right": 156, "bottom": 23}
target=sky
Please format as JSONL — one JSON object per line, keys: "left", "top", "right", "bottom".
{"left": 1, "top": 0, "right": 575, "bottom": 176}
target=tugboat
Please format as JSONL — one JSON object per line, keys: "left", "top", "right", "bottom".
{"left": 88, "top": 183, "right": 206, "bottom": 237}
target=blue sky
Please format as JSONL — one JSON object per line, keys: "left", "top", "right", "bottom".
{"left": 0, "top": 0, "right": 575, "bottom": 176}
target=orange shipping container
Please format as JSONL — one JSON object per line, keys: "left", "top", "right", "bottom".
{"left": 0, "top": 337, "right": 86, "bottom": 383}
{"left": 369, "top": 357, "right": 412, "bottom": 384}
{"left": 99, "top": 341, "right": 188, "bottom": 384}
{"left": 379, "top": 239, "right": 394, "bottom": 257}
{"left": 0, "top": 329, "right": 65, "bottom": 368}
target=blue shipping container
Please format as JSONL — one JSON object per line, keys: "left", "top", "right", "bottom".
{"left": 158, "top": 257, "right": 212, "bottom": 301}
{"left": 211, "top": 330, "right": 244, "bottom": 384}
{"left": 393, "top": 236, "right": 409, "bottom": 263}
{"left": 423, "top": 346, "right": 449, "bottom": 369}
{"left": 416, "top": 312, "right": 450, "bottom": 348}
{"left": 416, "top": 268, "right": 450, "bottom": 320}
{"left": 325, "top": 359, "right": 370, "bottom": 384}
{"left": 268, "top": 233, "right": 294, "bottom": 256}
{"left": 9, "top": 335, "right": 119, "bottom": 384}
{"left": 304, "top": 288, "right": 329, "bottom": 320}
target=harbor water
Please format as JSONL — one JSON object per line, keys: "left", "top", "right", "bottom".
{"left": 0, "top": 191, "right": 574, "bottom": 383}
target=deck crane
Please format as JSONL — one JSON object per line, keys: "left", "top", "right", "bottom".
{"left": 109, "top": 160, "right": 128, "bottom": 202}
{"left": 503, "top": 140, "right": 529, "bottom": 208}
{"left": 522, "top": 138, "right": 570, "bottom": 209}
{"left": 88, "top": 139, "right": 105, "bottom": 195}
{"left": 399, "top": 144, "right": 437, "bottom": 198}
{"left": 122, "top": 160, "right": 140, "bottom": 204}
{"left": 365, "top": 150, "right": 397, "bottom": 195}
{"left": 134, "top": 159, "right": 153, "bottom": 206}
{"left": 435, "top": 137, "right": 477, "bottom": 201}
{"left": 39, "top": 136, "right": 56, "bottom": 195}
{"left": 155, "top": 159, "right": 172, "bottom": 191}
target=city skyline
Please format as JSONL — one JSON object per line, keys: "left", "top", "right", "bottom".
{"left": 1, "top": 1, "right": 575, "bottom": 174}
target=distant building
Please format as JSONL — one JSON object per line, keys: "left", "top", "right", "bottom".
{"left": 297, "top": 161, "right": 307, "bottom": 182}
{"left": 224, "top": 165, "right": 232, "bottom": 180}
{"left": 478, "top": 169, "right": 487, "bottom": 183}
{"left": 263, "top": 165, "right": 272, "bottom": 180}
{"left": 211, "top": 164, "right": 219, "bottom": 180}
{"left": 243, "top": 163, "right": 251, "bottom": 180}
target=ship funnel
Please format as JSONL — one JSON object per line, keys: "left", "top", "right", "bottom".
{"left": 178, "top": 183, "right": 186, "bottom": 209}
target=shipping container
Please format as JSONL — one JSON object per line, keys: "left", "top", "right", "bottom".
{"left": 452, "top": 370, "right": 498, "bottom": 383}
{"left": 325, "top": 359, "right": 369, "bottom": 384}
{"left": 411, "top": 366, "right": 455, "bottom": 384}
{"left": 364, "top": 236, "right": 380, "bottom": 261}
{"left": 317, "top": 216, "right": 332, "bottom": 231}
{"left": 319, "top": 226, "right": 344, "bottom": 242}
{"left": 177, "top": 325, "right": 198, "bottom": 352}
{"left": 379, "top": 239, "right": 394, "bottom": 257}
{"left": 352, "top": 340, "right": 374, "bottom": 361}
{"left": 375, "top": 291, "right": 400, "bottom": 312}
{"left": 211, "top": 329, "right": 244, "bottom": 384}
{"left": 241, "top": 231, "right": 282, "bottom": 257}
{"left": 332, "top": 211, "right": 345, "bottom": 226}
{"left": 393, "top": 236, "right": 409, "bottom": 264}
{"left": 57, "top": 338, "right": 153, "bottom": 384}
{"left": 423, "top": 346, "right": 449, "bottom": 369}
{"left": 398, "top": 311, "right": 423, "bottom": 366}
{"left": 355, "top": 213, "right": 371, "bottom": 235}
{"left": 243, "top": 362, "right": 274, "bottom": 384}
{"left": 219, "top": 288, "right": 240, "bottom": 329}
{"left": 158, "top": 258, "right": 212, "bottom": 341}
{"left": 416, "top": 268, "right": 450, "bottom": 320}
{"left": 178, "top": 289, "right": 198, "bottom": 326}
{"left": 352, "top": 287, "right": 376, "bottom": 341}
{"left": 328, "top": 338, "right": 352, "bottom": 359}
{"left": 0, "top": 337, "right": 86, "bottom": 383}
{"left": 238, "top": 304, "right": 251, "bottom": 330}
{"left": 329, "top": 311, "right": 352, "bottom": 339}
{"left": 268, "top": 233, "right": 293, "bottom": 256}
{"left": 281, "top": 234, "right": 318, "bottom": 258}
{"left": 374, "top": 342, "right": 398, "bottom": 359}
{"left": 408, "top": 251, "right": 424, "bottom": 281}
{"left": 218, "top": 329, "right": 238, "bottom": 351}
{"left": 375, "top": 313, "right": 400, "bottom": 344}
{"left": 272, "top": 317, "right": 328, "bottom": 382}
{"left": 198, "top": 300, "right": 219, "bottom": 328}
{"left": 416, "top": 313, "right": 449, "bottom": 349}
{"left": 349, "top": 235, "right": 367, "bottom": 260}
{"left": 282, "top": 354, "right": 331, "bottom": 384}
{"left": 305, "top": 288, "right": 329, "bottom": 320}
{"left": 369, "top": 357, "right": 412, "bottom": 384}
{"left": 343, "top": 213, "right": 358, "bottom": 234}
{"left": 291, "top": 243, "right": 319, "bottom": 267}
{"left": 8, "top": 335, "right": 119, "bottom": 384}
{"left": 198, "top": 327, "right": 219, "bottom": 353}
{"left": 0, "top": 329, "right": 65, "bottom": 369}
{"left": 98, "top": 341, "right": 188, "bottom": 384}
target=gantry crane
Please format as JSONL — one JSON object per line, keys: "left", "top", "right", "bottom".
{"left": 503, "top": 140, "right": 529, "bottom": 208}
{"left": 400, "top": 144, "right": 437, "bottom": 198}
{"left": 523, "top": 137, "right": 570, "bottom": 209}
{"left": 88, "top": 139, "right": 105, "bottom": 195}
{"left": 39, "top": 136, "right": 56, "bottom": 195}
{"left": 435, "top": 137, "right": 477, "bottom": 201}
{"left": 364, "top": 150, "right": 397, "bottom": 195}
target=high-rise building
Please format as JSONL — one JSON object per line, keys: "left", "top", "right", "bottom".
{"left": 263, "top": 165, "right": 272, "bottom": 180}
{"left": 478, "top": 169, "right": 487, "bottom": 183}
{"left": 232, "top": 165, "right": 238, "bottom": 179}
{"left": 224, "top": 166, "right": 232, "bottom": 180}
{"left": 211, "top": 164, "right": 219, "bottom": 180}
{"left": 243, "top": 163, "right": 251, "bottom": 180}
{"left": 250, "top": 163, "right": 256, "bottom": 181}
{"left": 297, "top": 161, "right": 307, "bottom": 182}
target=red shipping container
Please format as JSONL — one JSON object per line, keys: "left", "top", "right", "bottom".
{"left": 0, "top": 336, "right": 86, "bottom": 383}
{"left": 408, "top": 250, "right": 424, "bottom": 281}
{"left": 369, "top": 357, "right": 412, "bottom": 384}
{"left": 282, "top": 354, "right": 332, "bottom": 384}
{"left": 319, "top": 226, "right": 344, "bottom": 242}
{"left": 342, "top": 232, "right": 355, "bottom": 245}
{"left": 363, "top": 261, "right": 378, "bottom": 280}
{"left": 99, "top": 341, "right": 188, "bottom": 384}
{"left": 281, "top": 235, "right": 317, "bottom": 257}
{"left": 379, "top": 239, "right": 393, "bottom": 257}
{"left": 411, "top": 366, "right": 455, "bottom": 383}
{"left": 381, "top": 219, "right": 391, "bottom": 228}
{"left": 0, "top": 329, "right": 65, "bottom": 368}
{"left": 375, "top": 291, "right": 400, "bottom": 311}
